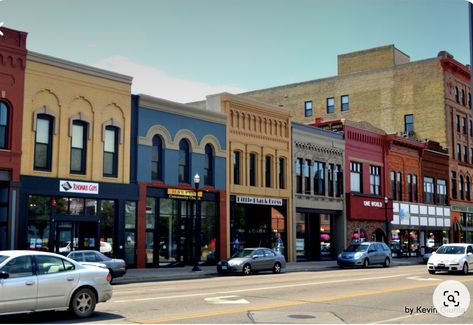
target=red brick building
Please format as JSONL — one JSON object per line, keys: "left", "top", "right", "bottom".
{"left": 0, "top": 27, "right": 27, "bottom": 250}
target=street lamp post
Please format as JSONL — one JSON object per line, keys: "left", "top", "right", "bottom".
{"left": 384, "top": 196, "right": 389, "bottom": 245}
{"left": 192, "top": 173, "right": 202, "bottom": 272}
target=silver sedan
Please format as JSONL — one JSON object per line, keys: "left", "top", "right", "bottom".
{"left": 217, "top": 247, "right": 286, "bottom": 275}
{"left": 0, "top": 250, "right": 112, "bottom": 318}
{"left": 67, "top": 250, "right": 127, "bottom": 282}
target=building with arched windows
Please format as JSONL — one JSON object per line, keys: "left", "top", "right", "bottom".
{"left": 19, "top": 52, "right": 137, "bottom": 265}
{"left": 131, "top": 94, "right": 226, "bottom": 268}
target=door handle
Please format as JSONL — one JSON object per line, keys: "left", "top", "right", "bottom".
{"left": 25, "top": 281, "right": 35, "bottom": 286}
{"left": 66, "top": 277, "right": 74, "bottom": 281}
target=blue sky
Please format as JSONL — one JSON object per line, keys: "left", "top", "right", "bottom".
{"left": 0, "top": 0, "right": 471, "bottom": 102}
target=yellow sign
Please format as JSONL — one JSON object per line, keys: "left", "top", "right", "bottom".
{"left": 167, "top": 188, "right": 203, "bottom": 200}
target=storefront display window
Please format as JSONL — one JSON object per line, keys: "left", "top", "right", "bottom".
{"left": 100, "top": 200, "right": 115, "bottom": 257}
{"left": 145, "top": 197, "right": 156, "bottom": 264}
{"left": 320, "top": 214, "right": 331, "bottom": 259}
{"left": 201, "top": 201, "right": 217, "bottom": 263}
{"left": 27, "top": 195, "right": 51, "bottom": 251}
{"left": 124, "top": 201, "right": 136, "bottom": 266}
{"left": 295, "top": 213, "right": 306, "bottom": 259}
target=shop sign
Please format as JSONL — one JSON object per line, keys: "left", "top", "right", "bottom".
{"left": 59, "top": 180, "right": 99, "bottom": 194}
{"left": 236, "top": 196, "right": 283, "bottom": 206}
{"left": 451, "top": 205, "right": 473, "bottom": 213}
{"left": 167, "top": 188, "right": 202, "bottom": 200}
{"left": 363, "top": 200, "right": 383, "bottom": 208}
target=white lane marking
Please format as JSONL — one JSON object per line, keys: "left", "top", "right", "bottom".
{"left": 112, "top": 273, "right": 414, "bottom": 303}
{"left": 204, "top": 295, "right": 249, "bottom": 304}
{"left": 406, "top": 276, "right": 440, "bottom": 281}
{"left": 370, "top": 313, "right": 418, "bottom": 324}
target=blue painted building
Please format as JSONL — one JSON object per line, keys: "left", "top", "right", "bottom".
{"left": 131, "top": 94, "right": 227, "bottom": 268}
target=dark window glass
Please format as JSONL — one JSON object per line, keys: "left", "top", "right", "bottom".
{"left": 404, "top": 114, "right": 414, "bottom": 134}
{"left": 178, "top": 139, "right": 190, "bottom": 183}
{"left": 391, "top": 171, "right": 396, "bottom": 200}
{"left": 369, "top": 165, "right": 381, "bottom": 195}
{"left": 151, "top": 135, "right": 163, "bottom": 181}
{"left": 469, "top": 93, "right": 472, "bottom": 109}
{"left": 462, "top": 89, "right": 466, "bottom": 105}
{"left": 304, "top": 160, "right": 310, "bottom": 194}
{"left": 1, "top": 256, "right": 33, "bottom": 278}
{"left": 336, "top": 164, "right": 343, "bottom": 197}
{"left": 233, "top": 151, "right": 241, "bottom": 185}
{"left": 313, "top": 161, "right": 326, "bottom": 195}
{"left": 452, "top": 172, "right": 457, "bottom": 199}
{"left": 424, "top": 177, "right": 434, "bottom": 204}
{"left": 456, "top": 115, "right": 460, "bottom": 132}
{"left": 466, "top": 177, "right": 470, "bottom": 201}
{"left": 328, "top": 163, "right": 334, "bottom": 196}
{"left": 279, "top": 158, "right": 285, "bottom": 189}
{"left": 457, "top": 144, "right": 462, "bottom": 161}
{"left": 326, "top": 97, "right": 335, "bottom": 114}
{"left": 204, "top": 144, "right": 214, "bottom": 186}
{"left": 70, "top": 121, "right": 87, "bottom": 174}
{"left": 455, "top": 86, "right": 459, "bottom": 103}
{"left": 462, "top": 117, "right": 467, "bottom": 134}
{"left": 249, "top": 153, "right": 256, "bottom": 186}
{"left": 265, "top": 156, "right": 272, "bottom": 188}
{"left": 460, "top": 175, "right": 465, "bottom": 200}
{"left": 34, "top": 114, "right": 54, "bottom": 171}
{"left": 304, "top": 101, "right": 313, "bottom": 117}
{"left": 413, "top": 175, "right": 418, "bottom": 202}
{"left": 0, "top": 102, "right": 9, "bottom": 149}
{"left": 103, "top": 126, "right": 119, "bottom": 177}
{"left": 465, "top": 145, "right": 469, "bottom": 163}
{"left": 296, "top": 158, "right": 302, "bottom": 194}
{"left": 341, "top": 95, "right": 349, "bottom": 112}
{"left": 396, "top": 172, "right": 402, "bottom": 200}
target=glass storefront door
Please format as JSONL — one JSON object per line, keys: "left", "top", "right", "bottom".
{"left": 295, "top": 211, "right": 334, "bottom": 261}
{"left": 54, "top": 220, "right": 99, "bottom": 254}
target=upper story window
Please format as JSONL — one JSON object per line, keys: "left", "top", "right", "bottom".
{"left": 391, "top": 171, "right": 396, "bottom": 200}
{"left": 34, "top": 114, "right": 54, "bottom": 171}
{"left": 466, "top": 176, "right": 471, "bottom": 201}
{"left": 423, "top": 177, "right": 434, "bottom": 204}
{"left": 461, "top": 89, "right": 466, "bottom": 106}
{"left": 455, "top": 86, "right": 459, "bottom": 103}
{"left": 350, "top": 161, "right": 361, "bottom": 192}
{"left": 396, "top": 172, "right": 402, "bottom": 200}
{"left": 103, "top": 126, "right": 119, "bottom": 177}
{"left": 436, "top": 179, "right": 447, "bottom": 205}
{"left": 265, "top": 155, "right": 272, "bottom": 188}
{"left": 204, "top": 144, "right": 214, "bottom": 186}
{"left": 328, "top": 164, "right": 334, "bottom": 196}
{"left": 407, "top": 174, "right": 418, "bottom": 202}
{"left": 304, "top": 160, "right": 311, "bottom": 194}
{"left": 151, "top": 135, "right": 163, "bottom": 181}
{"left": 459, "top": 175, "right": 464, "bottom": 200}
{"left": 278, "top": 157, "right": 286, "bottom": 189}
{"left": 456, "top": 115, "right": 460, "bottom": 132}
{"left": 178, "top": 139, "right": 190, "bottom": 183}
{"left": 335, "top": 164, "right": 343, "bottom": 197}
{"left": 249, "top": 153, "right": 257, "bottom": 187}
{"left": 452, "top": 171, "right": 457, "bottom": 199}
{"left": 341, "top": 95, "right": 349, "bottom": 112}
{"left": 233, "top": 151, "right": 241, "bottom": 185}
{"left": 404, "top": 114, "right": 414, "bottom": 134}
{"left": 0, "top": 102, "right": 9, "bottom": 149}
{"left": 470, "top": 120, "right": 473, "bottom": 137}
{"left": 304, "top": 101, "right": 313, "bottom": 117}
{"left": 70, "top": 120, "right": 88, "bottom": 174}
{"left": 469, "top": 92, "right": 472, "bottom": 109}
{"left": 296, "top": 158, "right": 303, "bottom": 194}
{"left": 465, "top": 145, "right": 469, "bottom": 163}
{"left": 457, "top": 144, "right": 462, "bottom": 161}
{"left": 326, "top": 97, "right": 335, "bottom": 114}
{"left": 313, "top": 161, "right": 326, "bottom": 195}
{"left": 369, "top": 165, "right": 381, "bottom": 195}
{"left": 462, "top": 117, "right": 467, "bottom": 134}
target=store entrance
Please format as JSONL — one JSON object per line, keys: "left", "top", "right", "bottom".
{"left": 54, "top": 220, "right": 99, "bottom": 254}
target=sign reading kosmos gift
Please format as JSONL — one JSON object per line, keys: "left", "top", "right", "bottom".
{"left": 59, "top": 180, "right": 99, "bottom": 194}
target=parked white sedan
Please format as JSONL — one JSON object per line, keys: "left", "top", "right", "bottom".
{"left": 0, "top": 250, "right": 112, "bottom": 318}
{"left": 427, "top": 243, "right": 473, "bottom": 275}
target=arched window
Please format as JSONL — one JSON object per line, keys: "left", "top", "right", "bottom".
{"left": 455, "top": 86, "right": 459, "bottom": 103}
{"left": 70, "top": 120, "right": 88, "bottom": 174}
{"left": 459, "top": 175, "right": 464, "bottom": 200}
{"left": 34, "top": 114, "right": 54, "bottom": 171}
{"left": 233, "top": 151, "right": 241, "bottom": 185}
{"left": 466, "top": 176, "right": 471, "bottom": 201}
{"left": 178, "top": 139, "right": 190, "bottom": 183}
{"left": 204, "top": 144, "right": 214, "bottom": 186}
{"left": 265, "top": 155, "right": 273, "bottom": 188}
{"left": 461, "top": 89, "right": 466, "bottom": 105}
{"left": 103, "top": 126, "right": 119, "bottom": 177}
{"left": 151, "top": 135, "right": 163, "bottom": 181}
{"left": 0, "top": 102, "right": 9, "bottom": 149}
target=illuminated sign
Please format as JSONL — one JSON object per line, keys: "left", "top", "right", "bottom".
{"left": 167, "top": 188, "right": 202, "bottom": 200}
{"left": 59, "top": 180, "right": 99, "bottom": 194}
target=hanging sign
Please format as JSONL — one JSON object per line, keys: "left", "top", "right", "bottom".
{"left": 59, "top": 180, "right": 99, "bottom": 194}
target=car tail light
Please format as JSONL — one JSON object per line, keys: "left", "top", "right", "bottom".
{"left": 122, "top": 263, "right": 127, "bottom": 269}
{"left": 106, "top": 273, "right": 112, "bottom": 282}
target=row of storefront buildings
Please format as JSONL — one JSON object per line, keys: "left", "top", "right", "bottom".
{"left": 1, "top": 26, "right": 472, "bottom": 268}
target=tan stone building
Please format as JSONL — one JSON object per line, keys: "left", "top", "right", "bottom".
{"left": 240, "top": 44, "right": 473, "bottom": 243}
{"left": 204, "top": 93, "right": 293, "bottom": 261}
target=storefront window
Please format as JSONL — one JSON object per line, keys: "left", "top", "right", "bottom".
{"left": 100, "top": 200, "right": 115, "bottom": 257}
{"left": 27, "top": 195, "right": 51, "bottom": 251}
{"left": 85, "top": 199, "right": 97, "bottom": 215}
{"left": 320, "top": 214, "right": 331, "bottom": 259}
{"left": 124, "top": 201, "right": 137, "bottom": 266}
{"left": 201, "top": 201, "right": 218, "bottom": 263}
{"left": 69, "top": 198, "right": 84, "bottom": 215}
{"left": 295, "top": 213, "right": 305, "bottom": 259}
{"left": 145, "top": 197, "right": 156, "bottom": 264}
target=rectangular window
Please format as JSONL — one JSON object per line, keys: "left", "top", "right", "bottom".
{"left": 396, "top": 172, "right": 402, "bottom": 201}
{"left": 407, "top": 174, "right": 412, "bottom": 202}
{"left": 369, "top": 165, "right": 381, "bottom": 195}
{"left": 423, "top": 177, "right": 434, "bottom": 204}
{"left": 304, "top": 101, "right": 313, "bottom": 117}
{"left": 462, "top": 117, "right": 467, "bottom": 134}
{"left": 304, "top": 160, "right": 311, "bottom": 194}
{"left": 313, "top": 161, "right": 326, "bottom": 195}
{"left": 452, "top": 172, "right": 457, "bottom": 199}
{"left": 328, "top": 163, "right": 334, "bottom": 196}
{"left": 249, "top": 153, "right": 256, "bottom": 187}
{"left": 350, "top": 162, "right": 361, "bottom": 192}
{"left": 103, "top": 126, "right": 118, "bottom": 177}
{"left": 265, "top": 156, "right": 272, "bottom": 188}
{"left": 336, "top": 164, "right": 343, "bottom": 197}
{"left": 456, "top": 115, "right": 460, "bottom": 132}
{"left": 390, "top": 171, "right": 396, "bottom": 200}
{"left": 404, "top": 114, "right": 414, "bottom": 134}
{"left": 70, "top": 121, "right": 87, "bottom": 174}
{"left": 413, "top": 175, "right": 418, "bottom": 202}
{"left": 233, "top": 151, "right": 241, "bottom": 185}
{"left": 465, "top": 145, "right": 469, "bottom": 163}
{"left": 34, "top": 115, "right": 53, "bottom": 171}
{"left": 279, "top": 158, "right": 285, "bottom": 189}
{"left": 326, "top": 97, "right": 335, "bottom": 114}
{"left": 457, "top": 144, "right": 462, "bottom": 161}
{"left": 341, "top": 95, "right": 349, "bottom": 112}
{"left": 436, "top": 179, "right": 447, "bottom": 205}
{"left": 296, "top": 158, "right": 303, "bottom": 194}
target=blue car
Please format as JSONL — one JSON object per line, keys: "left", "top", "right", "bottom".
{"left": 337, "top": 242, "right": 392, "bottom": 268}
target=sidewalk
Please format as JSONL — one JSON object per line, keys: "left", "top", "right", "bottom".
{"left": 113, "top": 257, "right": 423, "bottom": 285}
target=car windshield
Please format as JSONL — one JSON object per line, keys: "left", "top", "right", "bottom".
{"left": 344, "top": 244, "right": 369, "bottom": 252}
{"left": 0, "top": 255, "right": 8, "bottom": 264}
{"left": 436, "top": 246, "right": 465, "bottom": 254}
{"left": 232, "top": 249, "right": 255, "bottom": 258}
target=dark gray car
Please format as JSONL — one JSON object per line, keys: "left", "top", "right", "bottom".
{"left": 67, "top": 250, "right": 127, "bottom": 281}
{"left": 337, "top": 242, "right": 391, "bottom": 268}
{"left": 217, "top": 247, "right": 286, "bottom": 275}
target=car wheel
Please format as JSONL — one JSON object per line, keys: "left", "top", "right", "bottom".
{"left": 70, "top": 287, "right": 96, "bottom": 318}
{"left": 428, "top": 270, "right": 436, "bottom": 275}
{"left": 273, "top": 262, "right": 282, "bottom": 274}
{"left": 383, "top": 258, "right": 390, "bottom": 268}
{"left": 462, "top": 263, "right": 469, "bottom": 275}
{"left": 363, "top": 258, "right": 369, "bottom": 268}
{"left": 242, "top": 264, "right": 252, "bottom": 276}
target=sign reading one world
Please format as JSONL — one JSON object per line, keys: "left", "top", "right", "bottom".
{"left": 236, "top": 196, "right": 283, "bottom": 206}
{"left": 59, "top": 180, "right": 99, "bottom": 194}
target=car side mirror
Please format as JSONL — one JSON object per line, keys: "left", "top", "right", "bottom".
{"left": 432, "top": 251, "right": 436, "bottom": 255}
{"left": 468, "top": 252, "right": 472, "bottom": 256}
{"left": 252, "top": 255, "right": 259, "bottom": 259}
{"left": 0, "top": 270, "right": 9, "bottom": 279}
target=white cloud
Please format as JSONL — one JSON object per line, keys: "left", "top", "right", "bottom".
{"left": 93, "top": 56, "right": 247, "bottom": 103}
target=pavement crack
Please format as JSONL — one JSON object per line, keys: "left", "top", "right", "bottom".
{"left": 246, "top": 310, "right": 257, "bottom": 323}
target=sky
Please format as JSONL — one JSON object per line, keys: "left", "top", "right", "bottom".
{"left": 0, "top": 0, "right": 471, "bottom": 103}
